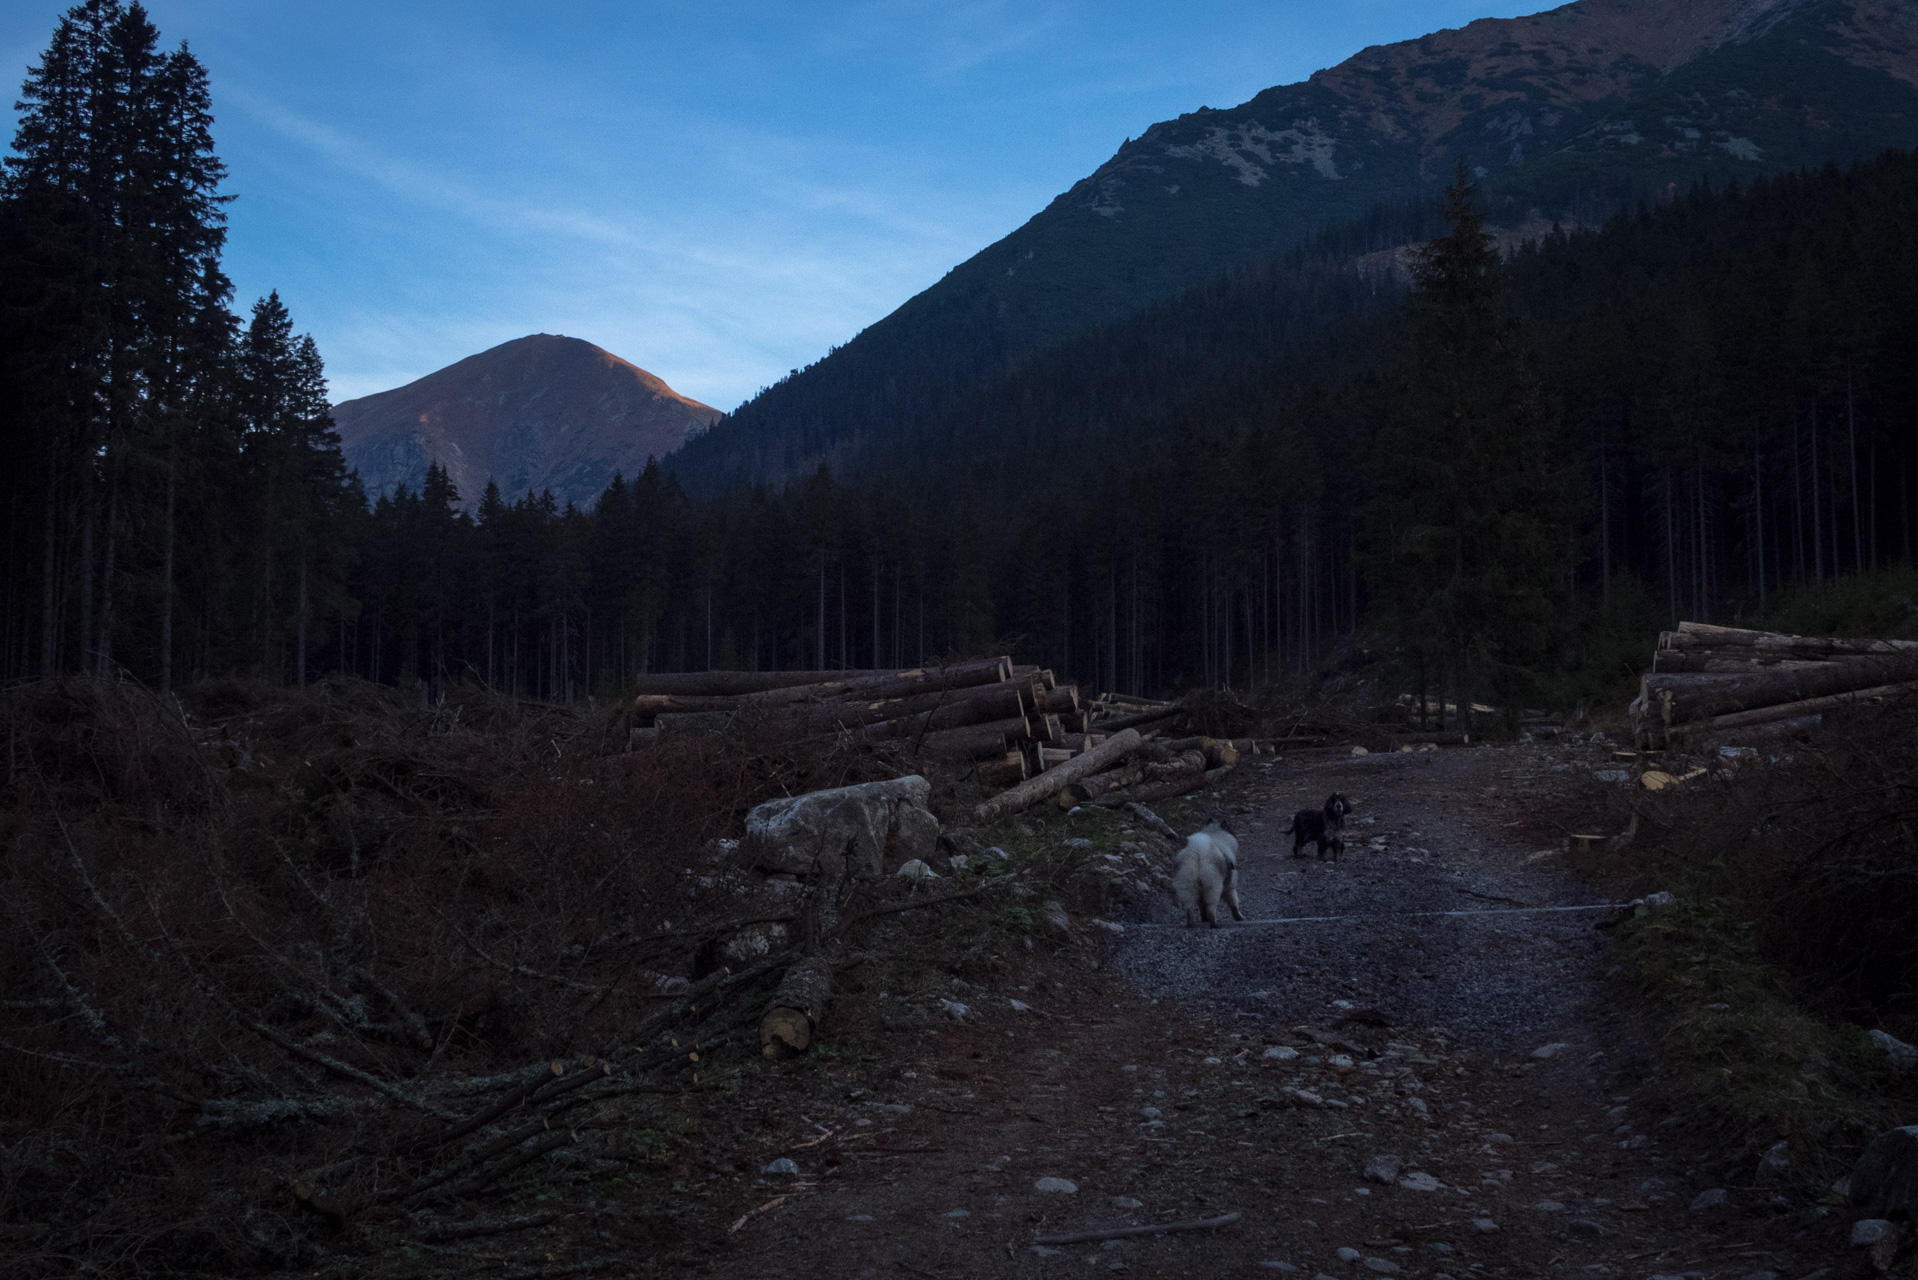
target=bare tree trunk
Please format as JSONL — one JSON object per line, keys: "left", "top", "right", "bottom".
{"left": 816, "top": 563, "right": 825, "bottom": 670}
{"left": 1599, "top": 436, "right": 1611, "bottom": 606}
{"left": 1754, "top": 434, "right": 1765, "bottom": 609}
{"left": 1849, "top": 370, "right": 1863, "bottom": 575}
{"left": 296, "top": 543, "right": 308, "bottom": 687}
{"left": 79, "top": 482, "right": 94, "bottom": 673}
{"left": 161, "top": 451, "right": 178, "bottom": 693}
{"left": 41, "top": 453, "right": 59, "bottom": 678}
{"left": 96, "top": 478, "right": 118, "bottom": 676}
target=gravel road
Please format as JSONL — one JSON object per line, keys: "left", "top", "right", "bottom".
{"left": 1113, "top": 746, "right": 1622, "bottom": 1048}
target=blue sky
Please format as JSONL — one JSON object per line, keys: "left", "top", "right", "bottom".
{"left": 3, "top": 1, "right": 1550, "bottom": 409}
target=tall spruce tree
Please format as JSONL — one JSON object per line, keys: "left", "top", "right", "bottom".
{"left": 3, "top": 0, "right": 229, "bottom": 677}
{"left": 1364, "top": 166, "right": 1569, "bottom": 719}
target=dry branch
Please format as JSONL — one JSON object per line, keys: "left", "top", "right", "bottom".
{"left": 1033, "top": 1212, "right": 1241, "bottom": 1245}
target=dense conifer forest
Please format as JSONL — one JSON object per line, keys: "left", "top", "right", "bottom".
{"left": 5, "top": 2, "right": 1917, "bottom": 709}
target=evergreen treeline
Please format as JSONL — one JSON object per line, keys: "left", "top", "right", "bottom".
{"left": 5, "top": 1, "right": 1916, "bottom": 707}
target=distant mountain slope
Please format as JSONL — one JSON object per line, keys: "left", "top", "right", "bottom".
{"left": 334, "top": 334, "right": 719, "bottom": 509}
{"left": 671, "top": 0, "right": 1918, "bottom": 493}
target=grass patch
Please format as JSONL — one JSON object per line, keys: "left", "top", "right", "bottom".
{"left": 1621, "top": 897, "right": 1893, "bottom": 1160}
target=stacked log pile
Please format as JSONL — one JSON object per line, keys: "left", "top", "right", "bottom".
{"left": 632, "top": 659, "right": 1109, "bottom": 795}
{"left": 1632, "top": 621, "right": 1918, "bottom": 744}
{"left": 633, "top": 663, "right": 1258, "bottom": 818}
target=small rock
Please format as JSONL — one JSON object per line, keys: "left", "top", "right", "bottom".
{"left": 1111, "top": 1196, "right": 1143, "bottom": 1209}
{"left": 1064, "top": 837, "right": 1093, "bottom": 848}
{"left": 1257, "top": 1265, "right": 1298, "bottom": 1273}
{"left": 1851, "top": 1218, "right": 1895, "bottom": 1246}
{"left": 1263, "top": 1045, "right": 1301, "bottom": 1061}
{"left": 1486, "top": 1132, "right": 1515, "bottom": 1146}
{"left": 1404, "top": 1097, "right": 1429, "bottom": 1118}
{"left": 1363, "top": 1154, "right": 1404, "bottom": 1184}
{"left": 762, "top": 1158, "right": 800, "bottom": 1176}
{"left": 1849, "top": 1125, "right": 1918, "bottom": 1221}
{"left": 1336, "top": 1247, "right": 1363, "bottom": 1262}
{"left": 1530, "top": 1161, "right": 1558, "bottom": 1173}
{"left": 1535, "top": 1199, "right": 1566, "bottom": 1212}
{"left": 1139, "top": 1107, "right": 1162, "bottom": 1119}
{"left": 939, "top": 999, "right": 972, "bottom": 1021}
{"left": 1689, "top": 1187, "right": 1729, "bottom": 1212}
{"left": 1567, "top": 1218, "right": 1604, "bottom": 1238}
{"left": 1034, "top": 1177, "right": 1078, "bottom": 1194}
{"left": 1009, "top": 999, "right": 1032, "bottom": 1013}
{"left": 895, "top": 859, "right": 942, "bottom": 884}
{"left": 1031, "top": 1245, "right": 1063, "bottom": 1257}
{"left": 1091, "top": 918, "right": 1126, "bottom": 934}
{"left": 1327, "top": 1054, "right": 1357, "bottom": 1073}
{"left": 1398, "top": 1172, "right": 1441, "bottom": 1192}
{"left": 881, "top": 1103, "right": 912, "bottom": 1114}
{"left": 1101, "top": 1238, "right": 1126, "bottom": 1250}
{"left": 1288, "top": 1088, "right": 1325, "bottom": 1106}
{"left": 1643, "top": 890, "right": 1676, "bottom": 909}
{"left": 1529, "top": 1042, "right": 1570, "bottom": 1060}
{"left": 1352, "top": 747, "right": 1369, "bottom": 756}
{"left": 1869, "top": 1029, "right": 1918, "bottom": 1074}
{"left": 1202, "top": 1056, "right": 1224, "bottom": 1065}
{"left": 1758, "top": 1140, "right": 1792, "bottom": 1179}
{"left": 1364, "top": 1259, "right": 1402, "bottom": 1275}
{"left": 1042, "top": 900, "right": 1073, "bottom": 935}
{"left": 944, "top": 1208, "right": 970, "bottom": 1218}
{"left": 1470, "top": 1218, "right": 1499, "bottom": 1233}
{"left": 983, "top": 846, "right": 1010, "bottom": 861}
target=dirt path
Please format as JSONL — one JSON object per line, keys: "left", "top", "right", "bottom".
{"left": 680, "top": 743, "right": 1842, "bottom": 1280}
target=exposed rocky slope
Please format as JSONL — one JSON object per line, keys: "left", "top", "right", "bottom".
{"left": 673, "top": 0, "right": 1918, "bottom": 492}
{"left": 334, "top": 333, "right": 719, "bottom": 509}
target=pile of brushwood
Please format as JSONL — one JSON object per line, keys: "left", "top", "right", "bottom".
{"left": 0, "top": 676, "right": 993, "bottom": 1276}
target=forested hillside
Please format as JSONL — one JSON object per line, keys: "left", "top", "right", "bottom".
{"left": 4, "top": 1, "right": 1915, "bottom": 712}
{"left": 669, "top": 0, "right": 1918, "bottom": 493}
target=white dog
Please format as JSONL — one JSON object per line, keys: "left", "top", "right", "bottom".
{"left": 1174, "top": 820, "right": 1245, "bottom": 928}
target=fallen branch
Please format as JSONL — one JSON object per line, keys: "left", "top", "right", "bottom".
{"left": 1033, "top": 1211, "right": 1241, "bottom": 1245}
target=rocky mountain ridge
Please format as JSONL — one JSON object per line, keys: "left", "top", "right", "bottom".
{"left": 669, "top": 0, "right": 1918, "bottom": 492}
{"left": 333, "top": 334, "right": 718, "bottom": 510}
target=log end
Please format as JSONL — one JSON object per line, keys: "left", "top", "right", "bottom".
{"left": 760, "top": 1007, "right": 814, "bottom": 1059}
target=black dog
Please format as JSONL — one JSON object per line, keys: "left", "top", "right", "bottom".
{"left": 1285, "top": 793, "right": 1353, "bottom": 861}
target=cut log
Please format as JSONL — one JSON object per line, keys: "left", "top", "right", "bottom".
{"left": 855, "top": 684, "right": 1035, "bottom": 740}
{"left": 916, "top": 716, "right": 1027, "bottom": 761}
{"left": 1661, "top": 622, "right": 1918, "bottom": 658}
{"left": 632, "top": 668, "right": 916, "bottom": 697}
{"left": 760, "top": 954, "right": 834, "bottom": 1058}
{"left": 1035, "top": 714, "right": 1063, "bottom": 745}
{"left": 1036, "top": 686, "right": 1080, "bottom": 714}
{"left": 969, "top": 729, "right": 1144, "bottom": 824}
{"left": 976, "top": 755, "right": 1027, "bottom": 788}
{"left": 1068, "top": 761, "right": 1145, "bottom": 802}
{"left": 1664, "top": 680, "right": 1918, "bottom": 738}
{"left": 1634, "top": 655, "right": 1918, "bottom": 730}
{"left": 1650, "top": 650, "right": 1835, "bottom": 674}
{"left": 1037, "top": 746, "right": 1076, "bottom": 770}
{"left": 1091, "top": 704, "right": 1184, "bottom": 733}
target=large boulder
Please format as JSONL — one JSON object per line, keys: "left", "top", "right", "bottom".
{"left": 1850, "top": 1125, "right": 1918, "bottom": 1223}
{"left": 745, "top": 776, "right": 937, "bottom": 880}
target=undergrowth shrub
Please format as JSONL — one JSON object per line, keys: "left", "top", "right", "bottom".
{"left": 1564, "top": 700, "right": 1918, "bottom": 1164}
{"left": 0, "top": 676, "right": 889, "bottom": 1274}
